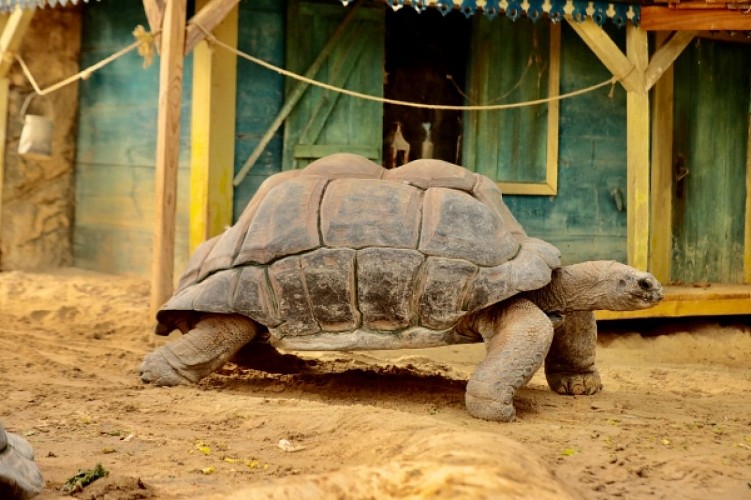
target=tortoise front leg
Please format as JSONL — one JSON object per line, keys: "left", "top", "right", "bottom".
{"left": 463, "top": 298, "right": 554, "bottom": 422}
{"left": 544, "top": 310, "right": 602, "bottom": 395}
{"left": 139, "top": 314, "right": 258, "bottom": 386}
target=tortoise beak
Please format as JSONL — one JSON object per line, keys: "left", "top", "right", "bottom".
{"left": 635, "top": 274, "right": 663, "bottom": 305}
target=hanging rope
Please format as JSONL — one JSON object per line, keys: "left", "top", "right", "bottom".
{"left": 194, "top": 22, "right": 621, "bottom": 112}
{"left": 15, "top": 25, "right": 157, "bottom": 97}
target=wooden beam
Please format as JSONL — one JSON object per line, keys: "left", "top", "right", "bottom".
{"left": 142, "top": 0, "right": 164, "bottom": 52}
{"left": 189, "top": 0, "right": 237, "bottom": 251}
{"left": 565, "top": 18, "right": 640, "bottom": 93}
{"left": 626, "top": 24, "right": 650, "bottom": 271}
{"left": 744, "top": 97, "right": 751, "bottom": 283}
{"left": 185, "top": 0, "right": 240, "bottom": 55}
{"left": 0, "top": 77, "right": 8, "bottom": 267}
{"left": 640, "top": 7, "right": 751, "bottom": 31}
{"left": 649, "top": 32, "right": 675, "bottom": 283}
{"left": 151, "top": 0, "right": 187, "bottom": 315}
{"left": 142, "top": 0, "right": 164, "bottom": 34}
{"left": 595, "top": 285, "right": 751, "bottom": 319}
{"left": 0, "top": 6, "right": 34, "bottom": 77}
{"left": 645, "top": 30, "right": 696, "bottom": 92}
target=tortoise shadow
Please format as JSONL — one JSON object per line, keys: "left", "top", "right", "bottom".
{"left": 201, "top": 342, "right": 546, "bottom": 416}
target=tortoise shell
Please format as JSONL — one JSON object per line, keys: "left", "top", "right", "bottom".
{"left": 157, "top": 154, "right": 560, "bottom": 349}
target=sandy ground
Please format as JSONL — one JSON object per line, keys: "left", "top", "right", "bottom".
{"left": 1, "top": 269, "right": 750, "bottom": 499}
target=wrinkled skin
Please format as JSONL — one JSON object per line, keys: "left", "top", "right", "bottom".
{"left": 0, "top": 422, "right": 44, "bottom": 499}
{"left": 140, "top": 261, "right": 662, "bottom": 422}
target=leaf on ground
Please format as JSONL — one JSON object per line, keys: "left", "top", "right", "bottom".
{"left": 200, "top": 466, "right": 216, "bottom": 475}
{"left": 195, "top": 442, "right": 211, "bottom": 455}
{"left": 561, "top": 448, "right": 577, "bottom": 457}
{"left": 62, "top": 463, "right": 109, "bottom": 493}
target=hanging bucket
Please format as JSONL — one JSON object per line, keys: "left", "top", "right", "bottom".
{"left": 18, "top": 93, "right": 54, "bottom": 160}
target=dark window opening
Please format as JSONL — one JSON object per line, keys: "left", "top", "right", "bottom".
{"left": 382, "top": 9, "right": 471, "bottom": 168}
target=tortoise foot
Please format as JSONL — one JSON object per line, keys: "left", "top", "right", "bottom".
{"left": 546, "top": 370, "right": 602, "bottom": 396}
{"left": 0, "top": 428, "right": 44, "bottom": 499}
{"left": 464, "top": 393, "right": 516, "bottom": 422}
{"left": 138, "top": 348, "right": 201, "bottom": 386}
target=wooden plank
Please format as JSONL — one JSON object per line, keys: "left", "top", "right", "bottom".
{"left": 0, "top": 78, "right": 8, "bottom": 256}
{"left": 0, "top": 7, "right": 34, "bottom": 77}
{"left": 649, "top": 32, "right": 674, "bottom": 283}
{"left": 640, "top": 7, "right": 751, "bottom": 31}
{"left": 744, "top": 93, "right": 751, "bottom": 283}
{"left": 189, "top": 0, "right": 237, "bottom": 252}
{"left": 185, "top": 0, "right": 240, "bottom": 55}
{"left": 671, "top": 40, "right": 748, "bottom": 283}
{"left": 544, "top": 23, "right": 561, "bottom": 196}
{"left": 233, "top": 2, "right": 362, "bottom": 185}
{"left": 565, "top": 18, "right": 641, "bottom": 93}
{"left": 626, "top": 24, "right": 650, "bottom": 271}
{"left": 151, "top": 0, "right": 187, "bottom": 315}
{"left": 142, "top": 0, "right": 164, "bottom": 34}
{"left": 595, "top": 285, "right": 751, "bottom": 319}
{"left": 645, "top": 30, "right": 696, "bottom": 92}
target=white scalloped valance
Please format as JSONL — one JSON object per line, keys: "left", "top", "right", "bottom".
{"left": 342, "top": 0, "right": 640, "bottom": 27}
{"left": 0, "top": 0, "right": 98, "bottom": 13}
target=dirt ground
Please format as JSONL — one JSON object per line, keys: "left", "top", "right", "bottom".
{"left": 1, "top": 269, "right": 749, "bottom": 499}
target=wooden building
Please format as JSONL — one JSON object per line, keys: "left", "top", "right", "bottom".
{"left": 0, "top": 0, "right": 749, "bottom": 319}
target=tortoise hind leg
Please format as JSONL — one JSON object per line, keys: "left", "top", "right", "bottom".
{"left": 139, "top": 314, "right": 258, "bottom": 386}
{"left": 463, "top": 298, "right": 554, "bottom": 422}
{"left": 545, "top": 310, "right": 602, "bottom": 395}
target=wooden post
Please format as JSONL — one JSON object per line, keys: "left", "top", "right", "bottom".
{"left": 626, "top": 24, "right": 650, "bottom": 271}
{"left": 189, "top": 0, "right": 237, "bottom": 251}
{"left": 151, "top": 0, "right": 187, "bottom": 315}
{"left": 744, "top": 92, "right": 751, "bottom": 283}
{"left": 649, "top": 32, "right": 675, "bottom": 282}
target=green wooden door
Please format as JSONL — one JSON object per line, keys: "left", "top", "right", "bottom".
{"left": 671, "top": 40, "right": 751, "bottom": 284}
{"left": 283, "top": 1, "right": 384, "bottom": 171}
{"left": 463, "top": 17, "right": 555, "bottom": 189}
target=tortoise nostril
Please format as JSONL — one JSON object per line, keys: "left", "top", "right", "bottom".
{"left": 638, "top": 278, "right": 652, "bottom": 291}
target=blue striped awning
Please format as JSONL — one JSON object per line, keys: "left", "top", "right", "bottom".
{"left": 342, "top": 0, "right": 640, "bottom": 27}
{"left": 0, "top": 0, "right": 98, "bottom": 13}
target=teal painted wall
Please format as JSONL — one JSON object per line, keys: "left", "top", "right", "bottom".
{"left": 74, "top": 0, "right": 193, "bottom": 278}
{"left": 233, "top": 0, "right": 286, "bottom": 220}
{"left": 230, "top": 12, "right": 630, "bottom": 265}
{"left": 504, "top": 23, "right": 628, "bottom": 264}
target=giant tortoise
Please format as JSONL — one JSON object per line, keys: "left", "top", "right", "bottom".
{"left": 139, "top": 154, "right": 662, "bottom": 421}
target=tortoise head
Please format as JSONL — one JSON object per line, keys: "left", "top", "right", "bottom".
{"left": 557, "top": 260, "right": 663, "bottom": 312}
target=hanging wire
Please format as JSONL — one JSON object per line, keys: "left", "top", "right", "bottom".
{"left": 193, "top": 22, "right": 621, "bottom": 112}
{"left": 15, "top": 25, "right": 157, "bottom": 97}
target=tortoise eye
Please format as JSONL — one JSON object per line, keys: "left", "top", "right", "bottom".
{"left": 618, "top": 279, "right": 626, "bottom": 287}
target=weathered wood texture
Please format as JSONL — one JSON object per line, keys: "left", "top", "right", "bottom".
{"left": 74, "top": 1, "right": 192, "bottom": 278}
{"left": 463, "top": 17, "right": 558, "bottom": 195}
{"left": 503, "top": 23, "right": 628, "bottom": 265}
{"left": 282, "top": 1, "right": 384, "bottom": 171}
{"left": 671, "top": 38, "right": 750, "bottom": 284}
{"left": 232, "top": 0, "right": 285, "bottom": 219}
{"left": 189, "top": 0, "right": 237, "bottom": 251}
{"left": 640, "top": 7, "right": 751, "bottom": 31}
{"left": 625, "top": 25, "right": 649, "bottom": 271}
{"left": 649, "top": 32, "right": 674, "bottom": 283}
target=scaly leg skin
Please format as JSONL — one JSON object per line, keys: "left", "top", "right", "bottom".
{"left": 463, "top": 298, "right": 554, "bottom": 422}
{"left": 0, "top": 422, "right": 44, "bottom": 499}
{"left": 139, "top": 314, "right": 258, "bottom": 386}
{"left": 544, "top": 310, "right": 602, "bottom": 395}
